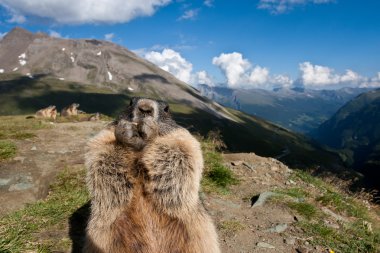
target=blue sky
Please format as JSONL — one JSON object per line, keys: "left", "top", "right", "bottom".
{"left": 0, "top": 0, "right": 379, "bottom": 89}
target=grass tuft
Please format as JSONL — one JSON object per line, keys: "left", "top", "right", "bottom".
{"left": 0, "top": 140, "right": 17, "bottom": 161}
{"left": 0, "top": 166, "right": 89, "bottom": 252}
{"left": 317, "top": 190, "right": 368, "bottom": 219}
{"left": 201, "top": 131, "right": 238, "bottom": 194}
{"left": 218, "top": 220, "right": 246, "bottom": 234}
{"left": 287, "top": 202, "right": 318, "bottom": 220}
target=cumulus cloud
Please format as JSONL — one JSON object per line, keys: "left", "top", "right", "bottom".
{"left": 104, "top": 33, "right": 115, "bottom": 41}
{"left": 49, "top": 30, "right": 62, "bottom": 38}
{"left": 7, "top": 13, "right": 26, "bottom": 23}
{"left": 193, "top": 70, "right": 215, "bottom": 87}
{"left": 212, "top": 52, "right": 289, "bottom": 89}
{"left": 299, "top": 62, "right": 362, "bottom": 89}
{"left": 178, "top": 9, "right": 199, "bottom": 21}
{"left": 0, "top": 0, "right": 171, "bottom": 24}
{"left": 212, "top": 52, "right": 251, "bottom": 87}
{"left": 258, "top": 0, "right": 334, "bottom": 14}
{"left": 359, "top": 72, "right": 380, "bottom": 88}
{"left": 144, "top": 48, "right": 193, "bottom": 83}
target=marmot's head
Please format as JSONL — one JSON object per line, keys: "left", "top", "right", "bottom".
{"left": 71, "top": 103, "right": 80, "bottom": 109}
{"left": 119, "top": 97, "right": 172, "bottom": 124}
{"left": 114, "top": 97, "right": 178, "bottom": 149}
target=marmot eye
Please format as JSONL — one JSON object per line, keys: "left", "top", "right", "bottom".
{"left": 164, "top": 105, "right": 169, "bottom": 113}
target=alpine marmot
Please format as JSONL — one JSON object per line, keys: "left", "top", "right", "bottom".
{"left": 84, "top": 97, "right": 220, "bottom": 253}
{"left": 61, "top": 103, "right": 80, "bottom": 117}
{"left": 35, "top": 105, "right": 57, "bottom": 119}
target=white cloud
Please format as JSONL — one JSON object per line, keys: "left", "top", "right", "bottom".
{"left": 258, "top": 0, "right": 334, "bottom": 14}
{"left": 204, "top": 0, "right": 214, "bottom": 7}
{"left": 212, "top": 52, "right": 285, "bottom": 89}
{"left": 49, "top": 30, "right": 61, "bottom": 38}
{"left": 104, "top": 33, "right": 114, "bottom": 41}
{"left": 299, "top": 62, "right": 362, "bottom": 89}
{"left": 193, "top": 70, "right": 215, "bottom": 87}
{"left": 249, "top": 66, "right": 270, "bottom": 85}
{"left": 0, "top": 0, "right": 171, "bottom": 24}
{"left": 7, "top": 13, "right": 26, "bottom": 23}
{"left": 144, "top": 48, "right": 193, "bottom": 83}
{"left": 272, "top": 74, "right": 293, "bottom": 88}
{"left": 359, "top": 72, "right": 380, "bottom": 88}
{"left": 0, "top": 32, "right": 7, "bottom": 40}
{"left": 178, "top": 9, "right": 199, "bottom": 20}
{"left": 212, "top": 52, "right": 251, "bottom": 87}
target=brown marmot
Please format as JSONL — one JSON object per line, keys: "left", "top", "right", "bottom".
{"left": 35, "top": 105, "right": 57, "bottom": 119}
{"left": 61, "top": 103, "right": 80, "bottom": 117}
{"left": 84, "top": 97, "right": 220, "bottom": 253}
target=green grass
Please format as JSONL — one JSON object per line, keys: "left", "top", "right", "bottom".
{"left": 280, "top": 169, "right": 380, "bottom": 253}
{"left": 0, "top": 140, "right": 17, "bottom": 161}
{"left": 0, "top": 166, "right": 89, "bottom": 252}
{"left": 218, "top": 220, "right": 246, "bottom": 234}
{"left": 317, "top": 190, "right": 368, "bottom": 219}
{"left": 0, "top": 116, "right": 49, "bottom": 140}
{"left": 300, "top": 221, "right": 380, "bottom": 253}
{"left": 200, "top": 132, "right": 238, "bottom": 194}
{"left": 276, "top": 187, "right": 309, "bottom": 199}
{"left": 287, "top": 202, "right": 318, "bottom": 220}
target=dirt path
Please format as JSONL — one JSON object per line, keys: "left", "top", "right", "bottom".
{"left": 0, "top": 121, "right": 105, "bottom": 215}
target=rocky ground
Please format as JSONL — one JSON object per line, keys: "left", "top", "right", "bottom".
{"left": 0, "top": 120, "right": 105, "bottom": 215}
{"left": 0, "top": 118, "right": 379, "bottom": 253}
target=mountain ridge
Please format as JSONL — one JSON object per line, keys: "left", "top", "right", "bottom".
{"left": 0, "top": 27, "right": 346, "bottom": 171}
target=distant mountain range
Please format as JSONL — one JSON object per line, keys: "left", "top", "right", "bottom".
{"left": 314, "top": 88, "right": 380, "bottom": 189}
{"left": 199, "top": 84, "right": 371, "bottom": 134}
{"left": 0, "top": 27, "right": 344, "bottom": 170}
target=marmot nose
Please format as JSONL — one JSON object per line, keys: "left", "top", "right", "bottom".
{"left": 138, "top": 104, "right": 154, "bottom": 117}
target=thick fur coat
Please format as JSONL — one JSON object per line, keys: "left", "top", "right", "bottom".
{"left": 84, "top": 98, "right": 220, "bottom": 253}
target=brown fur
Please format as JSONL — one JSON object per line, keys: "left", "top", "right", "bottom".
{"left": 35, "top": 105, "right": 57, "bottom": 119}
{"left": 84, "top": 98, "right": 220, "bottom": 253}
{"left": 61, "top": 103, "right": 80, "bottom": 117}
{"left": 88, "top": 112, "right": 100, "bottom": 121}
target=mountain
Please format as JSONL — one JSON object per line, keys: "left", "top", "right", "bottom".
{"left": 314, "top": 89, "right": 380, "bottom": 188}
{"left": 0, "top": 27, "right": 344, "bottom": 170}
{"left": 199, "top": 84, "right": 370, "bottom": 134}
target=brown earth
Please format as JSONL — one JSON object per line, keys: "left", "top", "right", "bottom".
{"left": 0, "top": 121, "right": 105, "bottom": 215}
{"left": 0, "top": 120, "right": 373, "bottom": 253}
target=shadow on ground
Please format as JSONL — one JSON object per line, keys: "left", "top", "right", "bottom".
{"left": 69, "top": 202, "right": 91, "bottom": 253}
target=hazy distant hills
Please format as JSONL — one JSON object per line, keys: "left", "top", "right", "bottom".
{"left": 314, "top": 89, "right": 380, "bottom": 187}
{"left": 0, "top": 27, "right": 345, "bottom": 170}
{"left": 199, "top": 84, "right": 370, "bottom": 134}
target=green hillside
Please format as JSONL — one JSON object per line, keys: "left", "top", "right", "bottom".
{"left": 315, "top": 89, "right": 380, "bottom": 189}
{"left": 0, "top": 73, "right": 343, "bottom": 170}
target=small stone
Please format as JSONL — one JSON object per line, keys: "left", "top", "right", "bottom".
{"left": 9, "top": 182, "right": 33, "bottom": 191}
{"left": 0, "top": 178, "right": 11, "bottom": 186}
{"left": 283, "top": 237, "right": 296, "bottom": 245}
{"left": 322, "top": 207, "right": 349, "bottom": 223}
{"left": 257, "top": 242, "right": 275, "bottom": 249}
{"left": 31, "top": 146, "right": 37, "bottom": 151}
{"left": 271, "top": 166, "right": 279, "bottom": 171}
{"left": 268, "top": 223, "right": 288, "bottom": 233}
{"left": 296, "top": 247, "right": 309, "bottom": 253}
{"left": 231, "top": 161, "right": 243, "bottom": 166}
{"left": 13, "top": 156, "right": 26, "bottom": 163}
{"left": 251, "top": 191, "right": 277, "bottom": 207}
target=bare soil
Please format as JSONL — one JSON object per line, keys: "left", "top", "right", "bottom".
{"left": 0, "top": 121, "right": 105, "bottom": 215}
